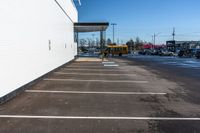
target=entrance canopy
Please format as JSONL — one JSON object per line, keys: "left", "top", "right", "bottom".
{"left": 74, "top": 22, "right": 109, "bottom": 57}
{"left": 74, "top": 22, "right": 109, "bottom": 32}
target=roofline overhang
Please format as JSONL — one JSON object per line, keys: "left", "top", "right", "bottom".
{"left": 74, "top": 22, "right": 109, "bottom": 32}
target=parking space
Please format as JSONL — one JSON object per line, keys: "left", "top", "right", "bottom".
{"left": 1, "top": 57, "right": 200, "bottom": 133}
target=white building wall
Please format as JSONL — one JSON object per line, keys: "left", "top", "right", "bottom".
{"left": 0, "top": 0, "right": 78, "bottom": 98}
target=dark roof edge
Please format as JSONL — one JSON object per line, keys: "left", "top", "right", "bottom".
{"left": 74, "top": 22, "right": 109, "bottom": 26}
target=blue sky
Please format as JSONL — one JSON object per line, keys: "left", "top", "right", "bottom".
{"left": 76, "top": 0, "right": 200, "bottom": 44}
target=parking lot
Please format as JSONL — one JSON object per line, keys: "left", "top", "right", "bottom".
{"left": 0, "top": 57, "right": 200, "bottom": 133}
{"left": 128, "top": 55, "right": 200, "bottom": 69}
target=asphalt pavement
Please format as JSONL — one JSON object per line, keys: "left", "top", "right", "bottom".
{"left": 126, "top": 55, "right": 200, "bottom": 103}
{"left": 0, "top": 57, "right": 200, "bottom": 133}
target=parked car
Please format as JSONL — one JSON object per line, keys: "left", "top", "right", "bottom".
{"left": 151, "top": 50, "right": 160, "bottom": 56}
{"left": 195, "top": 49, "right": 200, "bottom": 59}
{"left": 178, "top": 50, "right": 185, "bottom": 57}
{"left": 138, "top": 50, "right": 146, "bottom": 55}
{"left": 178, "top": 49, "right": 196, "bottom": 58}
{"left": 138, "top": 49, "right": 152, "bottom": 55}
{"left": 159, "top": 50, "right": 174, "bottom": 56}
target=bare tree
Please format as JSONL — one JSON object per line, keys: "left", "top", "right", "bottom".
{"left": 107, "top": 38, "right": 112, "bottom": 45}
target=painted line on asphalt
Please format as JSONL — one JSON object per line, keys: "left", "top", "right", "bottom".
{"left": 54, "top": 72, "right": 137, "bottom": 76}
{"left": 44, "top": 79, "right": 149, "bottom": 83}
{"left": 62, "top": 68, "right": 129, "bottom": 72}
{"left": 67, "top": 64, "right": 119, "bottom": 68}
{"left": 0, "top": 115, "right": 200, "bottom": 121}
{"left": 71, "top": 62, "right": 101, "bottom": 64}
{"left": 26, "top": 90, "right": 166, "bottom": 95}
{"left": 71, "top": 63, "right": 103, "bottom": 65}
{"left": 102, "top": 62, "right": 116, "bottom": 64}
{"left": 104, "top": 64, "right": 119, "bottom": 67}
{"left": 65, "top": 66, "right": 105, "bottom": 68}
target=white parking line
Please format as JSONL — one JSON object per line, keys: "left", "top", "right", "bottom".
{"left": 62, "top": 68, "right": 129, "bottom": 72}
{"left": 71, "top": 63, "right": 102, "bottom": 65}
{"left": 64, "top": 63, "right": 119, "bottom": 69}
{"left": 54, "top": 72, "right": 137, "bottom": 76}
{"left": 26, "top": 90, "right": 166, "bottom": 95}
{"left": 104, "top": 64, "right": 119, "bottom": 67}
{"left": 44, "top": 79, "right": 149, "bottom": 83}
{"left": 66, "top": 66, "right": 105, "bottom": 68}
{"left": 102, "top": 62, "right": 116, "bottom": 64}
{"left": 0, "top": 115, "right": 200, "bottom": 121}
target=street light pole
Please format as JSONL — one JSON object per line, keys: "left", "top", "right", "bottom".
{"left": 111, "top": 23, "right": 117, "bottom": 44}
{"left": 172, "top": 27, "right": 176, "bottom": 41}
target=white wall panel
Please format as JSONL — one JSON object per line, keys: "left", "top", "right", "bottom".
{"left": 56, "top": 0, "right": 78, "bottom": 22}
{"left": 0, "top": 0, "right": 78, "bottom": 97}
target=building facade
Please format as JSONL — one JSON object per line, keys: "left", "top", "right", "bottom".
{"left": 0, "top": 0, "right": 78, "bottom": 99}
{"left": 166, "top": 40, "right": 200, "bottom": 52}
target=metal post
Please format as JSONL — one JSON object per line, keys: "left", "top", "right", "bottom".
{"left": 77, "top": 32, "right": 79, "bottom": 56}
{"left": 172, "top": 27, "right": 175, "bottom": 41}
{"left": 111, "top": 23, "right": 117, "bottom": 43}
{"left": 92, "top": 34, "right": 95, "bottom": 48}
{"left": 152, "top": 32, "right": 161, "bottom": 49}
{"left": 100, "top": 30, "right": 103, "bottom": 53}
{"left": 100, "top": 30, "right": 105, "bottom": 61}
{"left": 104, "top": 31, "right": 106, "bottom": 47}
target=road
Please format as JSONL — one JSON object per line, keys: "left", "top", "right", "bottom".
{"left": 126, "top": 55, "right": 200, "bottom": 103}
{"left": 0, "top": 57, "right": 200, "bottom": 133}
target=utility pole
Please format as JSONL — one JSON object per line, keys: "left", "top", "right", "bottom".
{"left": 153, "top": 34, "right": 156, "bottom": 46}
{"left": 172, "top": 27, "right": 176, "bottom": 41}
{"left": 152, "top": 33, "right": 161, "bottom": 49}
{"left": 111, "top": 23, "right": 117, "bottom": 44}
{"left": 151, "top": 35, "right": 154, "bottom": 44}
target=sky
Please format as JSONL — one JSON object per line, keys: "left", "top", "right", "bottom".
{"left": 76, "top": 0, "right": 200, "bottom": 44}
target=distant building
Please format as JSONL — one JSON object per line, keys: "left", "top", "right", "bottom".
{"left": 166, "top": 40, "right": 200, "bottom": 52}
{"left": 143, "top": 43, "right": 166, "bottom": 49}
